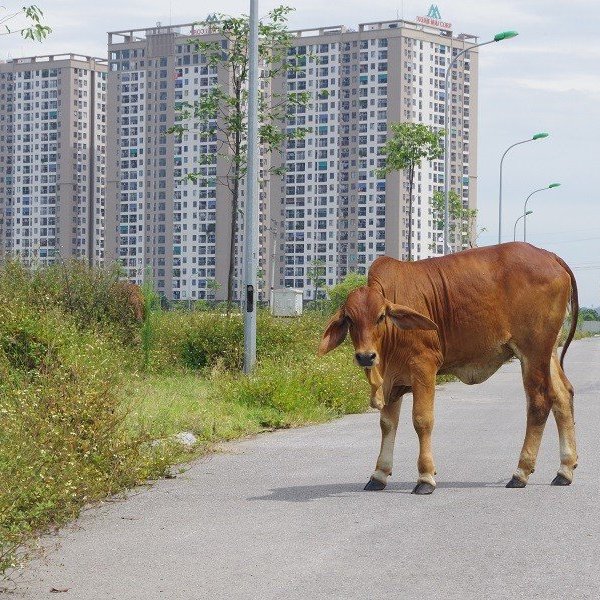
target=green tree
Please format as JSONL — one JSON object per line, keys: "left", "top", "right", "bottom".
{"left": 1, "top": 5, "right": 51, "bottom": 40}
{"left": 169, "top": 7, "right": 312, "bottom": 312}
{"left": 431, "top": 189, "right": 478, "bottom": 250}
{"left": 327, "top": 272, "right": 368, "bottom": 312}
{"left": 580, "top": 307, "right": 600, "bottom": 321}
{"left": 206, "top": 278, "right": 221, "bottom": 302}
{"left": 379, "top": 123, "right": 443, "bottom": 261}
{"left": 306, "top": 259, "right": 326, "bottom": 302}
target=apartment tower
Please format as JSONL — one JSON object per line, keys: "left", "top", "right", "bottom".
{"left": 105, "top": 17, "right": 478, "bottom": 301}
{"left": 0, "top": 54, "right": 107, "bottom": 265}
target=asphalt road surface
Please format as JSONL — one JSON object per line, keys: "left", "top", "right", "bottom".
{"left": 14, "top": 337, "right": 600, "bottom": 600}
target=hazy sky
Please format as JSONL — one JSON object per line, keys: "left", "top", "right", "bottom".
{"left": 2, "top": 0, "right": 599, "bottom": 305}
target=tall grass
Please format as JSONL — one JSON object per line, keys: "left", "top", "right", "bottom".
{"left": 0, "top": 261, "right": 372, "bottom": 580}
{"left": 0, "top": 262, "right": 170, "bottom": 577}
{"left": 141, "top": 273, "right": 159, "bottom": 372}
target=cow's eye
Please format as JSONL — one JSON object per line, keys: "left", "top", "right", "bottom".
{"left": 377, "top": 314, "right": 385, "bottom": 324}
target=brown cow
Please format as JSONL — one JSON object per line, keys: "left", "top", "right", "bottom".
{"left": 115, "top": 281, "right": 145, "bottom": 323}
{"left": 319, "top": 242, "right": 578, "bottom": 495}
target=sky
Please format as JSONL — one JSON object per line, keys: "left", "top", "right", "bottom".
{"left": 1, "top": 0, "right": 599, "bottom": 305}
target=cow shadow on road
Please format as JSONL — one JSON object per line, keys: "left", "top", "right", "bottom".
{"left": 249, "top": 479, "right": 506, "bottom": 503}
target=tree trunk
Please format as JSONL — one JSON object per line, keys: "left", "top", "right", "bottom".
{"left": 226, "top": 113, "right": 242, "bottom": 315}
{"left": 227, "top": 174, "right": 239, "bottom": 314}
{"left": 407, "top": 165, "right": 414, "bottom": 261}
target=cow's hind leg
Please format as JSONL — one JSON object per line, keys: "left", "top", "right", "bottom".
{"left": 364, "top": 396, "right": 402, "bottom": 491}
{"left": 550, "top": 352, "right": 577, "bottom": 486}
{"left": 507, "top": 359, "right": 553, "bottom": 488}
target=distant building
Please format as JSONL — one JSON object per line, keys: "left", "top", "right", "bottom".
{"left": 105, "top": 18, "right": 479, "bottom": 301}
{"left": 0, "top": 54, "right": 107, "bottom": 265}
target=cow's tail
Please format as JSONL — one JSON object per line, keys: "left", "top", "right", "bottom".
{"left": 555, "top": 255, "right": 579, "bottom": 369}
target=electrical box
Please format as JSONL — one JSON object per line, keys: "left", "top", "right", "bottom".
{"left": 271, "top": 288, "right": 303, "bottom": 317}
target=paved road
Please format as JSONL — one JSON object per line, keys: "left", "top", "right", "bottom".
{"left": 15, "top": 338, "right": 600, "bottom": 599}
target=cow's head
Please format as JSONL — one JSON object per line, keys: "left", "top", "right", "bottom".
{"left": 318, "top": 286, "right": 438, "bottom": 368}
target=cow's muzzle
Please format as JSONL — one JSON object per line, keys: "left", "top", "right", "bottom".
{"left": 355, "top": 352, "right": 377, "bottom": 368}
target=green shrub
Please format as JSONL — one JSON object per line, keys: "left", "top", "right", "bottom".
{"left": 0, "top": 287, "right": 169, "bottom": 576}
{"left": 209, "top": 352, "right": 368, "bottom": 429}
{"left": 327, "top": 272, "right": 368, "bottom": 312}
{"left": 0, "top": 260, "right": 142, "bottom": 344}
{"left": 0, "top": 260, "right": 374, "bottom": 580}
{"left": 148, "top": 310, "right": 329, "bottom": 373}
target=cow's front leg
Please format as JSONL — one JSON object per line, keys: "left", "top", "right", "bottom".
{"left": 411, "top": 370, "right": 437, "bottom": 495}
{"left": 364, "top": 396, "right": 402, "bottom": 491}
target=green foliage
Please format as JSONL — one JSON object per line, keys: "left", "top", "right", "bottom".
{"left": 0, "top": 5, "right": 51, "bottom": 41}
{"left": 0, "top": 260, "right": 142, "bottom": 346}
{"left": 141, "top": 274, "right": 159, "bottom": 372}
{"left": 327, "top": 272, "right": 368, "bottom": 311}
{"left": 205, "top": 278, "right": 221, "bottom": 302}
{"left": 0, "top": 291, "right": 169, "bottom": 576}
{"left": 0, "top": 261, "right": 373, "bottom": 579}
{"left": 378, "top": 122, "right": 443, "bottom": 177}
{"left": 210, "top": 353, "right": 367, "bottom": 428}
{"left": 169, "top": 6, "right": 312, "bottom": 308}
{"left": 378, "top": 123, "right": 443, "bottom": 260}
{"left": 580, "top": 307, "right": 600, "bottom": 321}
{"left": 147, "top": 310, "right": 327, "bottom": 373}
{"left": 306, "top": 259, "right": 326, "bottom": 301}
{"left": 431, "top": 189, "right": 478, "bottom": 250}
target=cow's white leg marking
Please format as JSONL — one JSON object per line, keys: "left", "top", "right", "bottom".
{"left": 550, "top": 353, "right": 577, "bottom": 483}
{"left": 371, "top": 398, "right": 402, "bottom": 484}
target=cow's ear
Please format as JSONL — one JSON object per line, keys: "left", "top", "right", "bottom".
{"left": 318, "top": 309, "right": 349, "bottom": 355}
{"left": 386, "top": 302, "right": 438, "bottom": 332}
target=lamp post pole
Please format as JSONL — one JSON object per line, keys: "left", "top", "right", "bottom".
{"left": 523, "top": 183, "right": 560, "bottom": 242}
{"left": 514, "top": 210, "right": 533, "bottom": 241}
{"left": 443, "top": 30, "right": 518, "bottom": 255}
{"left": 243, "top": 0, "right": 259, "bottom": 374}
{"left": 497, "top": 132, "right": 549, "bottom": 243}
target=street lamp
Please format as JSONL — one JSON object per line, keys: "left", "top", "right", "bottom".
{"left": 523, "top": 182, "right": 560, "bottom": 242}
{"left": 514, "top": 210, "right": 533, "bottom": 241}
{"left": 443, "top": 30, "right": 518, "bottom": 255}
{"left": 497, "top": 132, "right": 549, "bottom": 243}
{"left": 243, "top": 0, "right": 259, "bottom": 374}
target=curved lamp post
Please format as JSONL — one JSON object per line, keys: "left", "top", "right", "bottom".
{"left": 443, "top": 30, "right": 518, "bottom": 255}
{"left": 523, "top": 183, "right": 560, "bottom": 242}
{"left": 498, "top": 131, "right": 549, "bottom": 244}
{"left": 514, "top": 210, "right": 533, "bottom": 241}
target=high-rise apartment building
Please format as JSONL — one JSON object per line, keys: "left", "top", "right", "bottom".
{"left": 106, "top": 18, "right": 478, "bottom": 301}
{"left": 0, "top": 54, "right": 107, "bottom": 265}
{"left": 105, "top": 24, "right": 259, "bottom": 300}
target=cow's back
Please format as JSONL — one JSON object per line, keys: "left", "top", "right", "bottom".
{"left": 368, "top": 243, "right": 571, "bottom": 374}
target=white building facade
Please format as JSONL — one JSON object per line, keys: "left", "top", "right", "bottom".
{"left": 0, "top": 54, "right": 107, "bottom": 265}
{"left": 105, "top": 19, "right": 478, "bottom": 301}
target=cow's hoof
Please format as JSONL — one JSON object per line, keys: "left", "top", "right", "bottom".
{"left": 412, "top": 482, "right": 435, "bottom": 495}
{"left": 551, "top": 473, "right": 571, "bottom": 486}
{"left": 364, "top": 478, "right": 386, "bottom": 491}
{"left": 505, "top": 476, "right": 526, "bottom": 488}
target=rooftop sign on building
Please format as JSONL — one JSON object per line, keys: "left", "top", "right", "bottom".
{"left": 416, "top": 5, "right": 452, "bottom": 30}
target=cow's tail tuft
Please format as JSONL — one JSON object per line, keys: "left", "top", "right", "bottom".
{"left": 555, "top": 255, "right": 579, "bottom": 370}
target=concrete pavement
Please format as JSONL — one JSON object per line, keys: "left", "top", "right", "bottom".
{"left": 15, "top": 337, "right": 600, "bottom": 599}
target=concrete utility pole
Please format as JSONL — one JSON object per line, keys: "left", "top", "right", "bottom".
{"left": 243, "top": 0, "right": 259, "bottom": 374}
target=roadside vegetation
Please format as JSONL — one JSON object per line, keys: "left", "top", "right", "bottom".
{"left": 0, "top": 261, "right": 368, "bottom": 580}
{"left": 2, "top": 259, "right": 589, "bottom": 579}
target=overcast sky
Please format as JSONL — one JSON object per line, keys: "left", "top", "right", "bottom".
{"left": 2, "top": 0, "right": 599, "bottom": 305}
